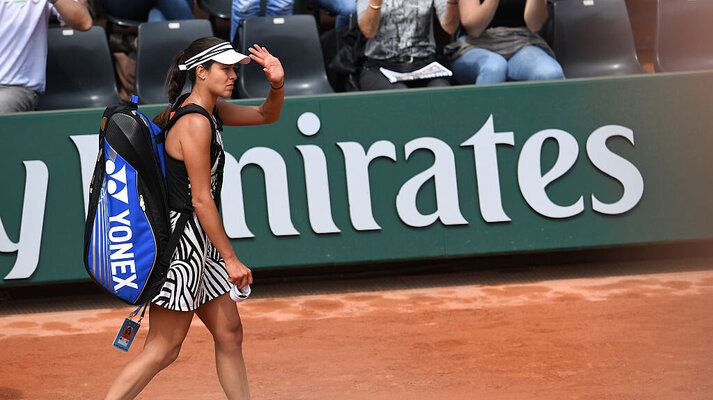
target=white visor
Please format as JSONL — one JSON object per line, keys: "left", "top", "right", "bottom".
{"left": 178, "top": 42, "right": 250, "bottom": 71}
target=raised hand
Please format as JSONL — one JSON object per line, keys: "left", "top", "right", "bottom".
{"left": 248, "top": 44, "right": 284, "bottom": 87}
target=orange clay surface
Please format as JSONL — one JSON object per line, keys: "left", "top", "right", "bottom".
{"left": 1, "top": 262, "right": 713, "bottom": 400}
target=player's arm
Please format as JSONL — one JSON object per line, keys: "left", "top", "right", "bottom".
{"left": 177, "top": 115, "right": 253, "bottom": 288}
{"left": 217, "top": 45, "right": 284, "bottom": 127}
{"left": 215, "top": 95, "right": 282, "bottom": 126}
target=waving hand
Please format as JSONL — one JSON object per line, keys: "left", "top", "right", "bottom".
{"left": 248, "top": 44, "right": 284, "bottom": 87}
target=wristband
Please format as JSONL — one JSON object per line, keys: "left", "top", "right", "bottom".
{"left": 369, "top": 2, "right": 381, "bottom": 10}
{"left": 271, "top": 81, "right": 284, "bottom": 90}
{"left": 230, "top": 284, "right": 251, "bottom": 302}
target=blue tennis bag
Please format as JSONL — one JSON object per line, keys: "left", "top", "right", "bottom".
{"left": 84, "top": 96, "right": 187, "bottom": 305}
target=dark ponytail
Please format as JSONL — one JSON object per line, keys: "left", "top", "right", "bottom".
{"left": 152, "top": 36, "right": 225, "bottom": 128}
{"left": 153, "top": 50, "right": 187, "bottom": 128}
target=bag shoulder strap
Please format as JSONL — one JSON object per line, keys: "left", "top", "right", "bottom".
{"left": 158, "top": 103, "right": 217, "bottom": 143}
{"left": 159, "top": 212, "right": 192, "bottom": 267}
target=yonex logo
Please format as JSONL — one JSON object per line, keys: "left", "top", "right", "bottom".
{"left": 105, "top": 157, "right": 138, "bottom": 292}
{"left": 109, "top": 209, "right": 138, "bottom": 292}
{"left": 105, "top": 159, "right": 128, "bottom": 204}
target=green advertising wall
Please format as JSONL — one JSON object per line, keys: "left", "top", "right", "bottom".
{"left": 1, "top": 71, "right": 712, "bottom": 286}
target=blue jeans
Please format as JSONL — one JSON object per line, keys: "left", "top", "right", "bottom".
{"left": 101, "top": 0, "right": 194, "bottom": 22}
{"left": 148, "top": 0, "right": 195, "bottom": 21}
{"left": 451, "top": 45, "right": 564, "bottom": 84}
{"left": 312, "top": 0, "right": 356, "bottom": 28}
{"left": 231, "top": 0, "right": 295, "bottom": 42}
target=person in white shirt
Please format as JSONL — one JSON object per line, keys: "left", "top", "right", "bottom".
{"left": 0, "top": 0, "right": 92, "bottom": 113}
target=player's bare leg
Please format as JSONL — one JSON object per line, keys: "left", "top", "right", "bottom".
{"left": 105, "top": 305, "right": 194, "bottom": 400}
{"left": 196, "top": 294, "right": 250, "bottom": 400}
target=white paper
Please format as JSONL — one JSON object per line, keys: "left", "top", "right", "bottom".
{"left": 379, "top": 61, "right": 453, "bottom": 84}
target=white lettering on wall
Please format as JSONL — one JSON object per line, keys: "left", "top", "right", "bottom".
{"left": 221, "top": 149, "right": 299, "bottom": 239}
{"left": 336, "top": 141, "right": 397, "bottom": 231}
{"left": 396, "top": 137, "right": 468, "bottom": 227}
{"left": 518, "top": 129, "right": 584, "bottom": 218}
{"left": 70, "top": 134, "right": 99, "bottom": 217}
{"left": 296, "top": 145, "right": 341, "bottom": 234}
{"left": 1, "top": 161, "right": 49, "bottom": 280}
{"left": 460, "top": 115, "right": 515, "bottom": 223}
{"left": 586, "top": 125, "right": 644, "bottom": 215}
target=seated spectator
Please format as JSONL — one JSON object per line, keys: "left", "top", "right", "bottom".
{"left": 0, "top": 0, "right": 92, "bottom": 113}
{"left": 99, "top": 0, "right": 195, "bottom": 22}
{"left": 446, "top": 0, "right": 564, "bottom": 85}
{"left": 356, "top": 0, "right": 459, "bottom": 91}
{"left": 231, "top": 0, "right": 294, "bottom": 43}
{"left": 313, "top": 0, "right": 356, "bottom": 28}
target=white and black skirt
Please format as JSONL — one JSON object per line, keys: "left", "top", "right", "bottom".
{"left": 152, "top": 211, "right": 232, "bottom": 311}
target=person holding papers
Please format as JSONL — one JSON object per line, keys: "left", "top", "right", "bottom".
{"left": 356, "top": 0, "right": 460, "bottom": 91}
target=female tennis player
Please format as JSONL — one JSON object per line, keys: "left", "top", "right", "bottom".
{"left": 105, "top": 36, "right": 284, "bottom": 400}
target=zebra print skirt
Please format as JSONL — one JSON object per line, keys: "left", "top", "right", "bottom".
{"left": 152, "top": 211, "right": 232, "bottom": 311}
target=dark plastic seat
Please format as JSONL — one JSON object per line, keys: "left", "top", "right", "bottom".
{"left": 197, "top": 0, "right": 231, "bottom": 20}
{"left": 37, "top": 26, "right": 121, "bottom": 110}
{"left": 553, "top": 0, "right": 643, "bottom": 78}
{"left": 236, "top": 15, "right": 334, "bottom": 98}
{"left": 103, "top": 13, "right": 144, "bottom": 29}
{"left": 197, "top": 0, "right": 231, "bottom": 39}
{"left": 135, "top": 20, "right": 214, "bottom": 104}
{"left": 95, "top": 2, "right": 145, "bottom": 35}
{"left": 655, "top": 0, "right": 713, "bottom": 72}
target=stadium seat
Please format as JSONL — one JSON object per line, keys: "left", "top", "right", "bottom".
{"left": 655, "top": 0, "right": 713, "bottom": 72}
{"left": 197, "top": 0, "right": 232, "bottom": 20}
{"left": 37, "top": 26, "right": 121, "bottom": 111}
{"left": 197, "top": 0, "right": 232, "bottom": 39}
{"left": 553, "top": 0, "right": 643, "bottom": 78}
{"left": 95, "top": 2, "right": 145, "bottom": 36}
{"left": 236, "top": 15, "right": 334, "bottom": 98}
{"left": 135, "top": 20, "right": 214, "bottom": 104}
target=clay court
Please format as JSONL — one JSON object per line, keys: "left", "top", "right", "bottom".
{"left": 1, "top": 250, "right": 713, "bottom": 400}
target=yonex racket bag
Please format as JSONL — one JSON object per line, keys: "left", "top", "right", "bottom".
{"left": 84, "top": 96, "right": 174, "bottom": 305}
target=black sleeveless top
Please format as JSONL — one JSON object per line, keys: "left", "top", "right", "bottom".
{"left": 485, "top": 0, "right": 526, "bottom": 29}
{"left": 164, "top": 100, "right": 225, "bottom": 213}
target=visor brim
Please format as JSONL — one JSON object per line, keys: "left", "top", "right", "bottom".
{"left": 212, "top": 49, "right": 251, "bottom": 65}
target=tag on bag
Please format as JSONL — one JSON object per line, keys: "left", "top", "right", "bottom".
{"left": 113, "top": 318, "right": 140, "bottom": 352}
{"left": 113, "top": 303, "right": 147, "bottom": 352}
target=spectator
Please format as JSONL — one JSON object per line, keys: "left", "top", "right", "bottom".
{"left": 99, "top": 0, "right": 195, "bottom": 22}
{"left": 313, "top": 0, "right": 356, "bottom": 28}
{"left": 0, "top": 0, "right": 92, "bottom": 113}
{"left": 356, "top": 0, "right": 459, "bottom": 91}
{"left": 231, "top": 0, "right": 294, "bottom": 43}
{"left": 446, "top": 0, "right": 564, "bottom": 85}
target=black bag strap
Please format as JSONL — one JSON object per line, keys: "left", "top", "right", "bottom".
{"left": 157, "top": 101, "right": 217, "bottom": 143}
{"left": 166, "top": 104, "right": 216, "bottom": 132}
{"left": 259, "top": 0, "right": 268, "bottom": 16}
{"left": 159, "top": 212, "right": 192, "bottom": 267}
